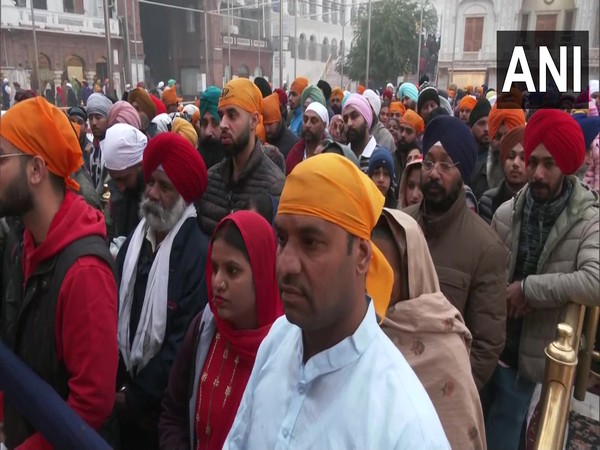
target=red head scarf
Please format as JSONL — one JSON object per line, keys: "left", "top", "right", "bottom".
{"left": 524, "top": 109, "right": 585, "bottom": 175}
{"left": 142, "top": 132, "right": 207, "bottom": 203}
{"left": 198, "top": 211, "right": 283, "bottom": 450}
{"left": 206, "top": 210, "right": 284, "bottom": 359}
{"left": 150, "top": 94, "right": 167, "bottom": 115}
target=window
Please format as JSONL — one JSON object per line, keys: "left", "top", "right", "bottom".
{"left": 299, "top": 33, "right": 307, "bottom": 60}
{"left": 322, "top": 37, "right": 329, "bottom": 61}
{"left": 33, "top": 0, "right": 47, "bottom": 9}
{"left": 186, "top": 10, "right": 196, "bottom": 33}
{"left": 564, "top": 10, "right": 574, "bottom": 30}
{"left": 331, "top": 2, "right": 338, "bottom": 24}
{"left": 288, "top": 0, "right": 295, "bottom": 15}
{"left": 535, "top": 14, "right": 557, "bottom": 31}
{"left": 63, "top": 0, "right": 74, "bottom": 13}
{"left": 309, "top": 0, "right": 316, "bottom": 20}
{"left": 309, "top": 35, "right": 316, "bottom": 60}
{"left": 520, "top": 13, "right": 529, "bottom": 31}
{"left": 323, "top": 0, "right": 329, "bottom": 22}
{"left": 463, "top": 17, "right": 484, "bottom": 52}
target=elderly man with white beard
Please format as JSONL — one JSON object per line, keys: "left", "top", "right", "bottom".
{"left": 114, "top": 132, "right": 210, "bottom": 450}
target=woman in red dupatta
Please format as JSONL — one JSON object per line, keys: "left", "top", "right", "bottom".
{"left": 159, "top": 210, "right": 283, "bottom": 450}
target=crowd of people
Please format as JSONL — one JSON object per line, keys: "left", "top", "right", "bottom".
{"left": 0, "top": 72, "right": 598, "bottom": 450}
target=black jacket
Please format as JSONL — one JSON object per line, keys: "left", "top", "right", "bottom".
{"left": 478, "top": 180, "right": 516, "bottom": 224}
{"left": 270, "top": 121, "right": 299, "bottom": 159}
{"left": 197, "top": 141, "right": 286, "bottom": 236}
{"left": 115, "top": 217, "right": 209, "bottom": 423}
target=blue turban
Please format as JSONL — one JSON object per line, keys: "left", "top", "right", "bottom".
{"left": 200, "top": 86, "right": 222, "bottom": 122}
{"left": 398, "top": 83, "right": 418, "bottom": 103}
{"left": 367, "top": 146, "right": 396, "bottom": 184}
{"left": 423, "top": 115, "right": 477, "bottom": 184}
{"left": 572, "top": 113, "right": 600, "bottom": 150}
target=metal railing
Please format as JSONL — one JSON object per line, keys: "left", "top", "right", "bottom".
{"left": 533, "top": 303, "right": 599, "bottom": 450}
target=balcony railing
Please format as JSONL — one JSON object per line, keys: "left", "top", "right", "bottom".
{"left": 1, "top": 4, "right": 120, "bottom": 37}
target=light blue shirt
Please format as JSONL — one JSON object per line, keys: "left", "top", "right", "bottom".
{"left": 289, "top": 106, "right": 303, "bottom": 137}
{"left": 224, "top": 300, "right": 450, "bottom": 450}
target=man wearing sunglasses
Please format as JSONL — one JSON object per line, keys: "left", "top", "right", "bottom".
{"left": 0, "top": 97, "right": 118, "bottom": 449}
{"left": 403, "top": 115, "right": 508, "bottom": 392}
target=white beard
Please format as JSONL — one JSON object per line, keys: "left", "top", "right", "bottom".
{"left": 139, "top": 195, "right": 186, "bottom": 233}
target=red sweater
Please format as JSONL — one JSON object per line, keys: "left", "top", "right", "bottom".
{"left": 1, "top": 191, "right": 118, "bottom": 449}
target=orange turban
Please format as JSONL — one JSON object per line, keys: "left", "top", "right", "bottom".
{"left": 262, "top": 93, "right": 282, "bottom": 125}
{"left": 0, "top": 97, "right": 83, "bottom": 191}
{"left": 400, "top": 109, "right": 425, "bottom": 135}
{"left": 331, "top": 87, "right": 344, "bottom": 101}
{"left": 389, "top": 101, "right": 405, "bottom": 116}
{"left": 290, "top": 77, "right": 309, "bottom": 95}
{"left": 161, "top": 87, "right": 178, "bottom": 106}
{"left": 128, "top": 88, "right": 157, "bottom": 120}
{"left": 278, "top": 153, "right": 393, "bottom": 320}
{"left": 172, "top": 117, "right": 199, "bottom": 148}
{"left": 459, "top": 95, "right": 477, "bottom": 111}
{"left": 500, "top": 125, "right": 525, "bottom": 165}
{"left": 219, "top": 78, "right": 265, "bottom": 144}
{"left": 191, "top": 110, "right": 200, "bottom": 126}
{"left": 357, "top": 85, "right": 366, "bottom": 95}
{"left": 488, "top": 104, "right": 526, "bottom": 140}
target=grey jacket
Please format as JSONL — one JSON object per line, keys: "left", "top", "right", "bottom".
{"left": 492, "top": 176, "right": 600, "bottom": 382}
{"left": 371, "top": 121, "right": 395, "bottom": 152}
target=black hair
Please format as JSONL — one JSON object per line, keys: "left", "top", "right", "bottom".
{"left": 346, "top": 233, "right": 355, "bottom": 255}
{"left": 425, "top": 106, "right": 449, "bottom": 125}
{"left": 248, "top": 193, "right": 275, "bottom": 225}
{"left": 212, "top": 220, "right": 250, "bottom": 262}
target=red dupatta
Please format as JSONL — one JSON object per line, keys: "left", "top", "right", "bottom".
{"left": 196, "top": 211, "right": 283, "bottom": 449}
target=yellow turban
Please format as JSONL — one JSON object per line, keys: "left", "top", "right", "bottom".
{"left": 172, "top": 117, "right": 199, "bottom": 148}
{"left": 0, "top": 97, "right": 83, "bottom": 191}
{"left": 331, "top": 87, "right": 344, "bottom": 101}
{"left": 278, "top": 153, "right": 394, "bottom": 320}
{"left": 219, "top": 78, "right": 265, "bottom": 144}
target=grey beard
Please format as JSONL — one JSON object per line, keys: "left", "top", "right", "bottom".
{"left": 139, "top": 195, "right": 186, "bottom": 233}
{"left": 487, "top": 149, "right": 504, "bottom": 189}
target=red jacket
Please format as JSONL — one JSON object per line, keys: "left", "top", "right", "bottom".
{"left": 2, "top": 191, "right": 118, "bottom": 450}
{"left": 285, "top": 139, "right": 306, "bottom": 175}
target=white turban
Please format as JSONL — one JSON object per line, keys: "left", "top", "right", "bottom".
{"left": 183, "top": 104, "right": 199, "bottom": 117}
{"left": 306, "top": 102, "right": 329, "bottom": 127}
{"left": 101, "top": 123, "right": 147, "bottom": 171}
{"left": 363, "top": 89, "right": 382, "bottom": 116}
{"left": 152, "top": 113, "right": 173, "bottom": 133}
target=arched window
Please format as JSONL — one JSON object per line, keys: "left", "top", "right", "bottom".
{"left": 339, "top": 39, "right": 345, "bottom": 57}
{"left": 299, "top": 33, "right": 307, "bottom": 60}
{"left": 322, "top": 37, "right": 330, "bottom": 62}
{"left": 65, "top": 54, "right": 85, "bottom": 82}
{"left": 331, "top": 38, "right": 338, "bottom": 58}
{"left": 237, "top": 64, "right": 250, "bottom": 78}
{"left": 308, "top": 35, "right": 317, "bottom": 61}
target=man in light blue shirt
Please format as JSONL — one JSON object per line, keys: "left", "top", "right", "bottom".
{"left": 224, "top": 153, "right": 449, "bottom": 450}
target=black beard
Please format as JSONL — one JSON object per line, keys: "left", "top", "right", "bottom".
{"left": 0, "top": 173, "right": 34, "bottom": 218}
{"left": 199, "top": 137, "right": 226, "bottom": 168}
{"left": 332, "top": 105, "right": 342, "bottom": 114}
{"left": 222, "top": 132, "right": 250, "bottom": 158}
{"left": 302, "top": 129, "right": 320, "bottom": 144}
{"left": 422, "top": 178, "right": 462, "bottom": 215}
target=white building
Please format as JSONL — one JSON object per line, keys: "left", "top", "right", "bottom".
{"left": 270, "top": 0, "right": 360, "bottom": 88}
{"left": 429, "top": 0, "right": 599, "bottom": 89}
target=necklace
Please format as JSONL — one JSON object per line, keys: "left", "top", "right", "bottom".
{"left": 195, "top": 333, "right": 241, "bottom": 449}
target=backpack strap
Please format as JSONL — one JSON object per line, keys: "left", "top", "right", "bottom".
{"left": 47, "top": 235, "right": 116, "bottom": 306}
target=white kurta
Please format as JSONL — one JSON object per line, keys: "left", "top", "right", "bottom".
{"left": 224, "top": 300, "right": 450, "bottom": 450}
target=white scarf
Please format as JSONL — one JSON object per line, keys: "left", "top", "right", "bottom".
{"left": 118, "top": 203, "right": 196, "bottom": 376}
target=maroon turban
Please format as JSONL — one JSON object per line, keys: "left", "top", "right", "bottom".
{"left": 143, "top": 133, "right": 208, "bottom": 203}
{"left": 524, "top": 109, "right": 585, "bottom": 176}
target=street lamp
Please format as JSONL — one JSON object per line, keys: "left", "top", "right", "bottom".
{"left": 416, "top": 0, "right": 425, "bottom": 84}
{"left": 365, "top": 0, "right": 371, "bottom": 87}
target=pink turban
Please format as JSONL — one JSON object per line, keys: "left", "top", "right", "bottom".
{"left": 107, "top": 101, "right": 142, "bottom": 129}
{"left": 342, "top": 93, "right": 373, "bottom": 129}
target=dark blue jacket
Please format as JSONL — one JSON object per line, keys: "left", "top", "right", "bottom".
{"left": 115, "top": 217, "right": 209, "bottom": 418}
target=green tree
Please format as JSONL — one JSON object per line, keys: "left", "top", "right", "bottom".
{"left": 338, "top": 0, "right": 437, "bottom": 88}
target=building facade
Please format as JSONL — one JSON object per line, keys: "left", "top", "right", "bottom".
{"left": 431, "top": 0, "right": 599, "bottom": 89}
{"left": 1, "top": 0, "right": 144, "bottom": 96}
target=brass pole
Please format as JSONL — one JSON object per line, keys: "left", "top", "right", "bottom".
{"left": 534, "top": 323, "right": 578, "bottom": 450}
{"left": 574, "top": 306, "right": 599, "bottom": 400}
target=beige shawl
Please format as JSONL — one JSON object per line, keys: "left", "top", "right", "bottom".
{"left": 380, "top": 208, "right": 487, "bottom": 450}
